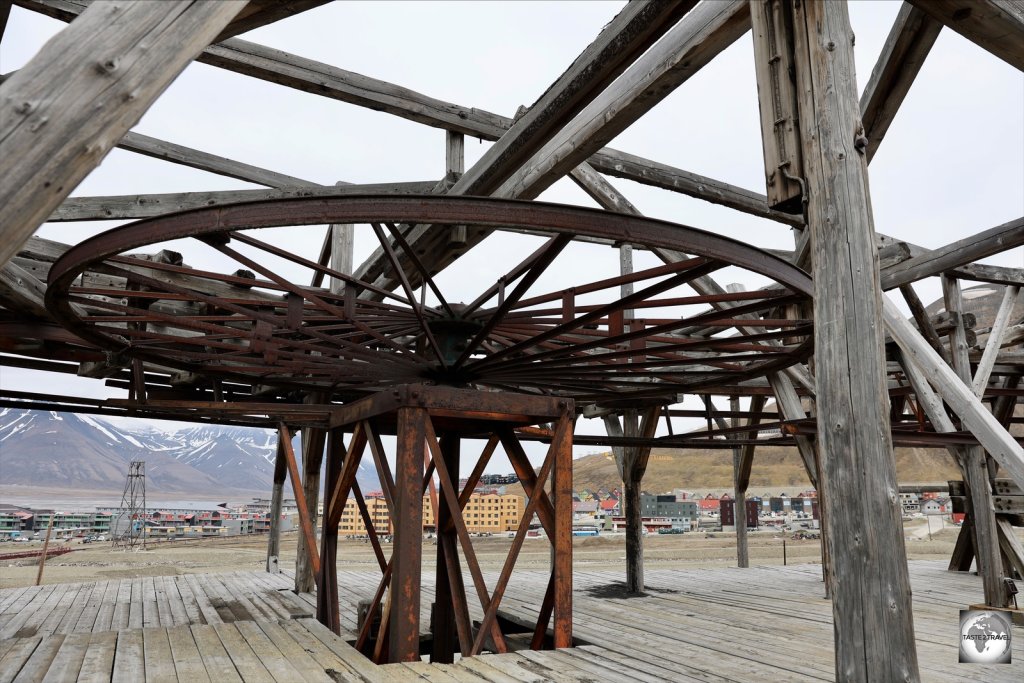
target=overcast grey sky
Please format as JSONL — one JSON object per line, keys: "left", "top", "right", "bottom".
{"left": 1, "top": 1, "right": 1021, "bottom": 470}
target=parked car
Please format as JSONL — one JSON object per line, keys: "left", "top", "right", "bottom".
{"left": 657, "top": 528, "right": 685, "bottom": 535}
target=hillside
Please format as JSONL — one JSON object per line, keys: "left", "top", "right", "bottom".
{"left": 573, "top": 444, "right": 962, "bottom": 493}
{"left": 0, "top": 408, "right": 379, "bottom": 496}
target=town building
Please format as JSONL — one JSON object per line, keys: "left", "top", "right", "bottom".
{"left": 640, "top": 494, "right": 697, "bottom": 530}
{"left": 335, "top": 492, "right": 524, "bottom": 537}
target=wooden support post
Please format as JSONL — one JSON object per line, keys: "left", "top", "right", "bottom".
{"left": 884, "top": 297, "right": 1024, "bottom": 486}
{"left": 329, "top": 180, "right": 354, "bottom": 296}
{"left": 390, "top": 406, "right": 426, "bottom": 662}
{"left": 603, "top": 407, "right": 659, "bottom": 593}
{"left": 280, "top": 423, "right": 320, "bottom": 582}
{"left": 551, "top": 409, "right": 574, "bottom": 649}
{"left": 317, "top": 428, "right": 344, "bottom": 633}
{"left": 782, "top": 2, "right": 919, "bottom": 678}
{"left": 949, "top": 513, "right": 977, "bottom": 572}
{"left": 432, "top": 431, "right": 460, "bottom": 663}
{"left": 294, "top": 418, "right": 326, "bottom": 593}
{"left": 731, "top": 395, "right": 751, "bottom": 568}
{"left": 35, "top": 519, "right": 53, "bottom": 586}
{"left": 0, "top": 0, "right": 247, "bottom": 268}
{"left": 266, "top": 435, "right": 288, "bottom": 573}
{"left": 942, "top": 275, "right": 1008, "bottom": 608}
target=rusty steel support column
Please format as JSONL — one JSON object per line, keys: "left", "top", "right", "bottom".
{"left": 390, "top": 406, "right": 426, "bottom": 662}
{"left": 295, "top": 418, "right": 326, "bottom": 594}
{"left": 432, "top": 431, "right": 460, "bottom": 663}
{"left": 280, "top": 423, "right": 320, "bottom": 583}
{"left": 551, "top": 408, "right": 574, "bottom": 648}
{"left": 316, "top": 428, "right": 344, "bottom": 633}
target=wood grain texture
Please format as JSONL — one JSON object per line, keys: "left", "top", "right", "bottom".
{"left": 859, "top": 3, "right": 942, "bottom": 163}
{"left": 908, "top": 0, "right": 1024, "bottom": 70}
{"left": 0, "top": 0, "right": 247, "bottom": 268}
{"left": 791, "top": 1, "right": 919, "bottom": 679}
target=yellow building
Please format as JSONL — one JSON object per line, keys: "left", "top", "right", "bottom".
{"left": 423, "top": 492, "right": 524, "bottom": 534}
{"left": 337, "top": 495, "right": 391, "bottom": 536}
{"left": 336, "top": 492, "right": 524, "bottom": 536}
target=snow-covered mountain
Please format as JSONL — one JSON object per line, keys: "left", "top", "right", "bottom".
{"left": 0, "top": 407, "right": 380, "bottom": 495}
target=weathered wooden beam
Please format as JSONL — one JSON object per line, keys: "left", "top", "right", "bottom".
{"left": 750, "top": 0, "right": 805, "bottom": 213}
{"left": 0, "top": 261, "right": 48, "bottom": 318}
{"left": 972, "top": 285, "right": 1021, "bottom": 397}
{"left": 0, "top": 1, "right": 11, "bottom": 41}
{"left": 899, "top": 283, "right": 949, "bottom": 362}
{"left": 884, "top": 296, "right": 1024, "bottom": 487}
{"left": 951, "top": 262, "right": 1024, "bottom": 286}
{"left": 789, "top": 2, "right": 919, "bottom": 678}
{"left": 0, "top": 0, "right": 248, "bottom": 268}
{"left": 879, "top": 217, "right": 1024, "bottom": 290}
{"left": 587, "top": 149, "right": 804, "bottom": 227}
{"left": 266, "top": 434, "right": 288, "bottom": 573}
{"left": 859, "top": 3, "right": 943, "bottom": 163}
{"left": 943, "top": 275, "right": 1008, "bottom": 607}
{"left": 495, "top": 2, "right": 751, "bottom": 201}
{"left": 733, "top": 394, "right": 766, "bottom": 569}
{"left": 202, "top": 36, "right": 509, "bottom": 139}
{"left": 908, "top": 0, "right": 1024, "bottom": 71}
{"left": 280, "top": 422, "right": 320, "bottom": 579}
{"left": 295, "top": 405, "right": 326, "bottom": 593}
{"left": 213, "top": 0, "right": 331, "bottom": 42}
{"left": 454, "top": 0, "right": 699, "bottom": 197}
{"left": 49, "top": 181, "right": 437, "bottom": 222}
{"left": 119, "top": 130, "right": 318, "bottom": 188}
{"left": 355, "top": 1, "right": 710, "bottom": 289}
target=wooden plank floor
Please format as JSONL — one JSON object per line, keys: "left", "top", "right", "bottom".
{"left": 0, "top": 561, "right": 1020, "bottom": 681}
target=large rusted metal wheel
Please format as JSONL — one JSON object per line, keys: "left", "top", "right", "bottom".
{"left": 46, "top": 196, "right": 812, "bottom": 404}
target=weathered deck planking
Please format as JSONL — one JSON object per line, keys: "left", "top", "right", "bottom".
{"left": 0, "top": 562, "right": 1020, "bottom": 681}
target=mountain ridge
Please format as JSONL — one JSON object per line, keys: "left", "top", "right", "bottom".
{"left": 0, "top": 407, "right": 379, "bottom": 496}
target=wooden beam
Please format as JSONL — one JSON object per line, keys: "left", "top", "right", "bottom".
{"left": 884, "top": 296, "right": 1024, "bottom": 487}
{"left": 899, "top": 283, "right": 949, "bottom": 362}
{"left": 0, "top": 0, "right": 248, "bottom": 268}
{"left": 750, "top": 0, "right": 805, "bottom": 213}
{"left": 942, "top": 275, "right": 1009, "bottom": 607}
{"left": 279, "top": 422, "right": 320, "bottom": 578}
{"left": 0, "top": 1, "right": 11, "bottom": 41}
{"left": 213, "top": 0, "right": 330, "bottom": 42}
{"left": 972, "top": 285, "right": 1022, "bottom": 397}
{"left": 49, "top": 181, "right": 438, "bottom": 221}
{"left": 355, "top": 1, "right": 708, "bottom": 289}
{"left": 390, "top": 406, "right": 426, "bottom": 662}
{"left": 587, "top": 149, "right": 803, "bottom": 227}
{"left": 494, "top": 1, "right": 751, "bottom": 201}
{"left": 295, "top": 408, "right": 326, "bottom": 593}
{"left": 950, "top": 262, "right": 1024, "bottom": 286}
{"left": 859, "top": 3, "right": 943, "bottom": 163}
{"left": 789, "top": 2, "right": 919, "bottom": 678}
{"left": 119, "top": 130, "right": 318, "bottom": 188}
{"left": 0, "top": 261, "right": 48, "bottom": 318}
{"left": 908, "top": 0, "right": 1024, "bottom": 71}
{"left": 880, "top": 217, "right": 1024, "bottom": 290}
{"left": 266, "top": 434, "right": 288, "bottom": 573}
{"left": 452, "top": 0, "right": 699, "bottom": 196}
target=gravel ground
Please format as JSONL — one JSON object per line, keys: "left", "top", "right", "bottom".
{"left": 0, "top": 521, "right": 964, "bottom": 589}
